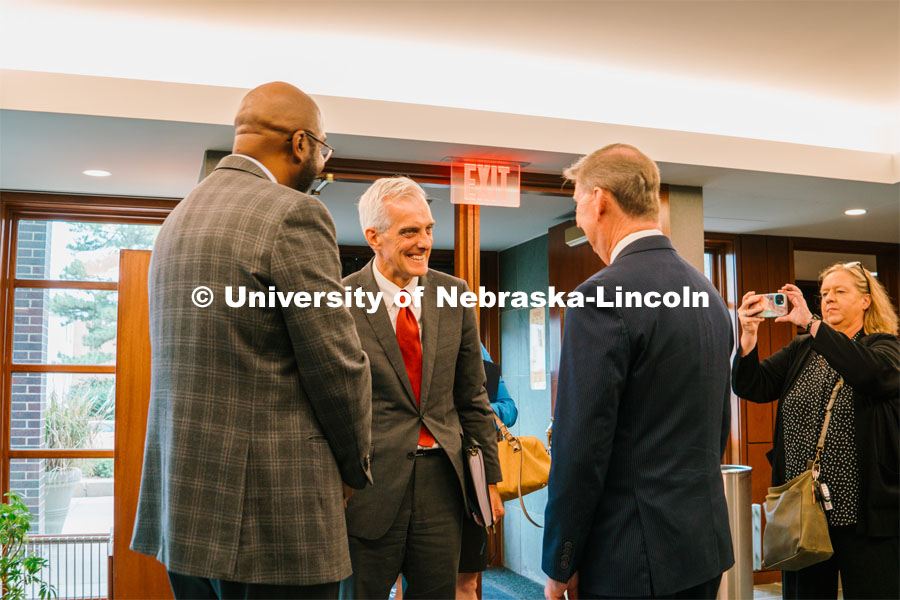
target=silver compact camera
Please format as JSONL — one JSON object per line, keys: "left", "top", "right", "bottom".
{"left": 758, "top": 292, "right": 788, "bottom": 318}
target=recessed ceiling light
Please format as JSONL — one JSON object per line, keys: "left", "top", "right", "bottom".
{"left": 844, "top": 208, "right": 866, "bottom": 216}
{"left": 82, "top": 169, "right": 111, "bottom": 177}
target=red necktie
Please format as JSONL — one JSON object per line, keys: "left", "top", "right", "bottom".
{"left": 396, "top": 301, "right": 435, "bottom": 447}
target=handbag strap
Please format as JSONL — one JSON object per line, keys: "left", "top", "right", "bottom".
{"left": 518, "top": 447, "right": 543, "bottom": 528}
{"left": 811, "top": 377, "right": 844, "bottom": 477}
{"left": 493, "top": 413, "right": 520, "bottom": 451}
{"left": 492, "top": 413, "right": 543, "bottom": 527}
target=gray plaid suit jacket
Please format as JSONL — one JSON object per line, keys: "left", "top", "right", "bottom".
{"left": 131, "top": 155, "right": 373, "bottom": 585}
{"left": 342, "top": 261, "right": 501, "bottom": 540}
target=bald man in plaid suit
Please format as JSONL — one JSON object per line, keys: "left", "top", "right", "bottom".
{"left": 132, "top": 82, "right": 372, "bottom": 599}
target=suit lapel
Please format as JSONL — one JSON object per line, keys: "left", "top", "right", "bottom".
{"left": 359, "top": 262, "right": 417, "bottom": 406}
{"left": 418, "top": 272, "right": 440, "bottom": 411}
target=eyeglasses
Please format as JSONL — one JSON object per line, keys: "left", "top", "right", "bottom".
{"left": 842, "top": 261, "right": 871, "bottom": 294}
{"left": 288, "top": 130, "right": 334, "bottom": 162}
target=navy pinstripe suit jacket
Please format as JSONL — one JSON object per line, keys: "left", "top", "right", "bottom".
{"left": 542, "top": 235, "right": 734, "bottom": 597}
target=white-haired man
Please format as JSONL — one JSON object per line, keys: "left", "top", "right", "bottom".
{"left": 341, "top": 177, "right": 503, "bottom": 599}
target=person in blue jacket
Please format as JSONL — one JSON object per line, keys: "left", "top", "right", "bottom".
{"left": 456, "top": 343, "right": 518, "bottom": 599}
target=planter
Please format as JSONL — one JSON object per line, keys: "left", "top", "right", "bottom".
{"left": 43, "top": 467, "right": 82, "bottom": 534}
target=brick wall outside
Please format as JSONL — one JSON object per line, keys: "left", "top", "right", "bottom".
{"left": 10, "top": 220, "right": 51, "bottom": 524}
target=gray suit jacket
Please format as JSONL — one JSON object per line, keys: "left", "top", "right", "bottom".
{"left": 343, "top": 262, "right": 502, "bottom": 540}
{"left": 131, "top": 155, "right": 373, "bottom": 585}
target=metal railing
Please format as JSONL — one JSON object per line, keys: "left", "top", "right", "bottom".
{"left": 25, "top": 534, "right": 110, "bottom": 600}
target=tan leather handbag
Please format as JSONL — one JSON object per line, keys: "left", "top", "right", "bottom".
{"left": 762, "top": 378, "right": 842, "bottom": 571}
{"left": 494, "top": 415, "right": 551, "bottom": 527}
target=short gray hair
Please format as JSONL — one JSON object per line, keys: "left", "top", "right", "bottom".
{"left": 358, "top": 176, "right": 428, "bottom": 233}
{"left": 563, "top": 143, "right": 660, "bottom": 220}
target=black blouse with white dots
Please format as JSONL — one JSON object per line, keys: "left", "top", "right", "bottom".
{"left": 781, "top": 329, "right": 863, "bottom": 526}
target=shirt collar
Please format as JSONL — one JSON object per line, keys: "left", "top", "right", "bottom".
{"left": 372, "top": 260, "right": 419, "bottom": 301}
{"left": 232, "top": 154, "right": 277, "bottom": 184}
{"left": 609, "top": 228, "right": 665, "bottom": 264}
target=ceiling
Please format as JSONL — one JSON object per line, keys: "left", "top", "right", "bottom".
{"left": 93, "top": 0, "right": 896, "bottom": 110}
{"left": 0, "top": 0, "right": 897, "bottom": 249}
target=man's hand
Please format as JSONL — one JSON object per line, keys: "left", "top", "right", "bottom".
{"left": 342, "top": 483, "right": 354, "bottom": 509}
{"left": 545, "top": 572, "right": 578, "bottom": 600}
{"left": 489, "top": 484, "right": 505, "bottom": 522}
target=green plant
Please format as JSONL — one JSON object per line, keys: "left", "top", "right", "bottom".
{"left": 0, "top": 493, "right": 55, "bottom": 599}
{"left": 88, "top": 459, "right": 114, "bottom": 479}
{"left": 44, "top": 386, "right": 114, "bottom": 473}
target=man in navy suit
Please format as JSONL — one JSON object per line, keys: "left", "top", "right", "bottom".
{"left": 542, "top": 144, "right": 734, "bottom": 599}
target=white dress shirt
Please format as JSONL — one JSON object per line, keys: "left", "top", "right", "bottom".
{"left": 372, "top": 262, "right": 422, "bottom": 340}
{"left": 609, "top": 229, "right": 665, "bottom": 264}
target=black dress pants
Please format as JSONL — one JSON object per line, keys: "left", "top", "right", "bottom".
{"left": 167, "top": 571, "right": 339, "bottom": 600}
{"left": 782, "top": 525, "right": 900, "bottom": 600}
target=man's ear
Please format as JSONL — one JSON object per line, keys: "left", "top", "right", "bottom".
{"left": 364, "top": 227, "right": 380, "bottom": 250}
{"left": 290, "top": 130, "right": 306, "bottom": 162}
{"left": 593, "top": 187, "right": 608, "bottom": 217}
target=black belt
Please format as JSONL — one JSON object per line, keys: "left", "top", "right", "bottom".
{"left": 412, "top": 447, "right": 444, "bottom": 457}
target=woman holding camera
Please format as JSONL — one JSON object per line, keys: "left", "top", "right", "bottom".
{"left": 733, "top": 262, "right": 899, "bottom": 600}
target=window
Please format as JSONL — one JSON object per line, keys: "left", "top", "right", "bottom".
{"left": 5, "top": 219, "right": 160, "bottom": 537}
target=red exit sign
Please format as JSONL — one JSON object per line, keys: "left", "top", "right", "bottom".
{"left": 451, "top": 160, "right": 521, "bottom": 207}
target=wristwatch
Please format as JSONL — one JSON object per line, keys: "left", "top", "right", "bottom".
{"left": 804, "top": 315, "right": 821, "bottom": 334}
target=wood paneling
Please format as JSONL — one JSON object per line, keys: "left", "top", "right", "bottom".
{"left": 745, "top": 402, "right": 774, "bottom": 444}
{"left": 746, "top": 443, "right": 774, "bottom": 513}
{"left": 766, "top": 237, "right": 796, "bottom": 359}
{"left": 480, "top": 251, "right": 500, "bottom": 360}
{"left": 113, "top": 250, "right": 172, "bottom": 599}
{"left": 454, "top": 204, "right": 480, "bottom": 293}
{"left": 735, "top": 235, "right": 782, "bottom": 447}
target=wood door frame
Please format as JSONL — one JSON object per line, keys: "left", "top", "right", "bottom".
{"left": 113, "top": 250, "right": 172, "bottom": 599}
